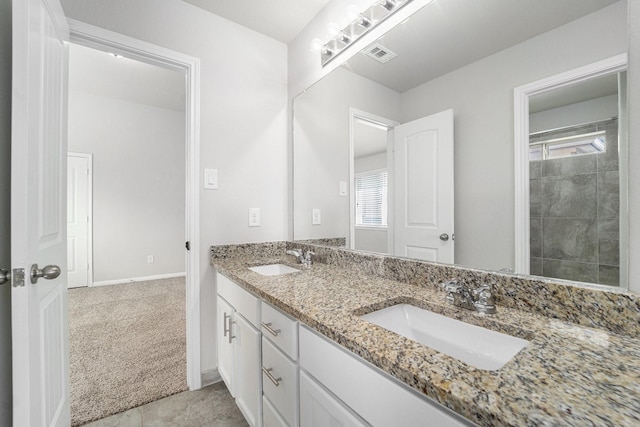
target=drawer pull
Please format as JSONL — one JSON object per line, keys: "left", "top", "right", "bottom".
{"left": 262, "top": 367, "right": 282, "bottom": 386}
{"left": 224, "top": 312, "right": 236, "bottom": 344}
{"left": 261, "top": 322, "right": 281, "bottom": 337}
{"left": 223, "top": 312, "right": 231, "bottom": 337}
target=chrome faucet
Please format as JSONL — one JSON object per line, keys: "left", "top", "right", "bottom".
{"left": 441, "top": 279, "right": 496, "bottom": 314}
{"left": 286, "top": 249, "right": 315, "bottom": 268}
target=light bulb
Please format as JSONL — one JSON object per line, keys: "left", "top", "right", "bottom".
{"left": 345, "top": 4, "right": 360, "bottom": 21}
{"left": 327, "top": 22, "right": 341, "bottom": 39}
{"left": 309, "top": 38, "right": 324, "bottom": 53}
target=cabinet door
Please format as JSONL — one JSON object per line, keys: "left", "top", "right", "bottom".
{"left": 217, "top": 296, "right": 235, "bottom": 397}
{"left": 300, "top": 371, "right": 368, "bottom": 427}
{"left": 235, "top": 314, "right": 262, "bottom": 427}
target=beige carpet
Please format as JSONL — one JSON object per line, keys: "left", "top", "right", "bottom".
{"left": 68, "top": 277, "right": 188, "bottom": 426}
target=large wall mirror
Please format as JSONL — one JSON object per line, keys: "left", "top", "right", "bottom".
{"left": 293, "top": 0, "right": 629, "bottom": 288}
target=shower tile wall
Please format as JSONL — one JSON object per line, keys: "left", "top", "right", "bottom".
{"left": 529, "top": 119, "right": 619, "bottom": 286}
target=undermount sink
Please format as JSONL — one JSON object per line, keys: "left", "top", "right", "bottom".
{"left": 361, "top": 304, "right": 529, "bottom": 371}
{"left": 248, "top": 263, "right": 301, "bottom": 276}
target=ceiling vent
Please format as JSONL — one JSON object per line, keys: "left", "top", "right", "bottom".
{"left": 364, "top": 43, "right": 397, "bottom": 64}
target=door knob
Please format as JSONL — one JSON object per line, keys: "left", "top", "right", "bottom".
{"left": 0, "top": 269, "right": 9, "bottom": 285}
{"left": 439, "top": 233, "right": 450, "bottom": 241}
{"left": 30, "top": 264, "right": 61, "bottom": 284}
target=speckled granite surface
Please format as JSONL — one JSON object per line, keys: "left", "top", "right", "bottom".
{"left": 211, "top": 242, "right": 640, "bottom": 426}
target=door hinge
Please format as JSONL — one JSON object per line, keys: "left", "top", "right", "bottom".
{"left": 185, "top": 241, "right": 191, "bottom": 251}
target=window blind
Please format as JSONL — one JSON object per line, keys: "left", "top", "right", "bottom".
{"left": 355, "top": 170, "right": 388, "bottom": 227}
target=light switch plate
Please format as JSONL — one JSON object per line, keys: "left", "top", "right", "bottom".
{"left": 339, "top": 181, "right": 347, "bottom": 196}
{"left": 312, "top": 208, "right": 321, "bottom": 225}
{"left": 204, "top": 168, "right": 218, "bottom": 189}
{"left": 248, "top": 208, "right": 261, "bottom": 227}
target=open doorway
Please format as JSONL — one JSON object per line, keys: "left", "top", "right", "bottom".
{"left": 66, "top": 42, "right": 188, "bottom": 425}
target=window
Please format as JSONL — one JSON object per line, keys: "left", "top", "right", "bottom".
{"left": 355, "top": 169, "right": 387, "bottom": 227}
{"left": 529, "top": 130, "right": 606, "bottom": 161}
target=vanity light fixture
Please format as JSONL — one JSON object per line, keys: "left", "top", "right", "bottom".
{"left": 320, "top": 0, "right": 414, "bottom": 67}
{"left": 376, "top": 0, "right": 397, "bottom": 11}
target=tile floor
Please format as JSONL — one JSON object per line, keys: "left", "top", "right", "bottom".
{"left": 82, "top": 382, "right": 248, "bottom": 427}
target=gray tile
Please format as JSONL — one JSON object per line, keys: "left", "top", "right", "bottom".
{"left": 599, "top": 239, "right": 620, "bottom": 266}
{"left": 529, "top": 179, "right": 541, "bottom": 217}
{"left": 81, "top": 408, "right": 143, "bottom": 427}
{"left": 598, "top": 218, "right": 619, "bottom": 240}
{"left": 529, "top": 160, "right": 542, "bottom": 179}
{"left": 141, "top": 382, "right": 247, "bottom": 427}
{"left": 597, "top": 170, "right": 620, "bottom": 219}
{"left": 599, "top": 265, "right": 620, "bottom": 287}
{"left": 530, "top": 257, "right": 543, "bottom": 276}
{"left": 542, "top": 259, "right": 599, "bottom": 284}
{"left": 542, "top": 155, "right": 596, "bottom": 177}
{"left": 543, "top": 218, "right": 597, "bottom": 262}
{"left": 541, "top": 174, "right": 597, "bottom": 218}
{"left": 530, "top": 217, "right": 542, "bottom": 258}
{"left": 597, "top": 122, "right": 619, "bottom": 172}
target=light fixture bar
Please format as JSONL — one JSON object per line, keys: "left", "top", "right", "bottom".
{"left": 320, "top": 0, "right": 414, "bottom": 67}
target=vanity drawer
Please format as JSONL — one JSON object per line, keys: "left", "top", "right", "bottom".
{"left": 261, "top": 301, "right": 298, "bottom": 360}
{"left": 217, "top": 272, "right": 260, "bottom": 327}
{"left": 262, "top": 337, "right": 298, "bottom": 426}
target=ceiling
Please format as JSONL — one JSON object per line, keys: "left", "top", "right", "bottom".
{"left": 181, "top": 0, "right": 332, "bottom": 44}
{"left": 344, "top": 0, "right": 621, "bottom": 93}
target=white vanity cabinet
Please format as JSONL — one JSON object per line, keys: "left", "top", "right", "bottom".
{"left": 299, "top": 326, "right": 474, "bottom": 427}
{"left": 299, "top": 370, "right": 368, "bottom": 427}
{"left": 216, "top": 273, "right": 262, "bottom": 427}
{"left": 261, "top": 301, "right": 300, "bottom": 427}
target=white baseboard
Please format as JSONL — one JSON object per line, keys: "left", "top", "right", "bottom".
{"left": 201, "top": 369, "right": 221, "bottom": 388}
{"left": 91, "top": 272, "right": 186, "bottom": 287}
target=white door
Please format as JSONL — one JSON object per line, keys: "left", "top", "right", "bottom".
{"left": 392, "top": 110, "right": 454, "bottom": 263}
{"left": 216, "top": 296, "right": 235, "bottom": 396}
{"left": 67, "top": 153, "right": 91, "bottom": 288}
{"left": 234, "top": 314, "right": 261, "bottom": 427}
{"left": 11, "top": 0, "right": 70, "bottom": 425}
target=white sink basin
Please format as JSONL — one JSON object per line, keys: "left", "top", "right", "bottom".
{"left": 248, "top": 264, "right": 301, "bottom": 276}
{"left": 361, "top": 304, "right": 529, "bottom": 371}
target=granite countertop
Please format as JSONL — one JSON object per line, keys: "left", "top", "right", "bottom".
{"left": 212, "top": 254, "right": 640, "bottom": 427}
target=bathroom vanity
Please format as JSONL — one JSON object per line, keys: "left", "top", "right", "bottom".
{"left": 212, "top": 242, "right": 640, "bottom": 427}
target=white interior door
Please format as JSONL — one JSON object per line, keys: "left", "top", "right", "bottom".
{"left": 393, "top": 109, "right": 454, "bottom": 263}
{"left": 67, "top": 153, "right": 91, "bottom": 288}
{"left": 11, "top": 0, "right": 70, "bottom": 425}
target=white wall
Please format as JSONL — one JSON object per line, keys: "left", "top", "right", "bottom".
{"left": 529, "top": 94, "right": 619, "bottom": 133}
{"left": 0, "top": 0, "right": 11, "bottom": 423}
{"left": 293, "top": 67, "right": 400, "bottom": 243}
{"left": 398, "top": 2, "right": 627, "bottom": 270}
{"left": 67, "top": 86, "right": 185, "bottom": 282}
{"left": 61, "top": 0, "right": 288, "bottom": 373}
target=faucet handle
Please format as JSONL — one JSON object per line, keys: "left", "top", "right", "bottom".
{"left": 441, "top": 279, "right": 459, "bottom": 292}
{"left": 473, "top": 283, "right": 496, "bottom": 314}
{"left": 304, "top": 251, "right": 315, "bottom": 260}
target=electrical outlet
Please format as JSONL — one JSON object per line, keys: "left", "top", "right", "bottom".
{"left": 312, "top": 208, "right": 321, "bottom": 225}
{"left": 147, "top": 255, "right": 154, "bottom": 264}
